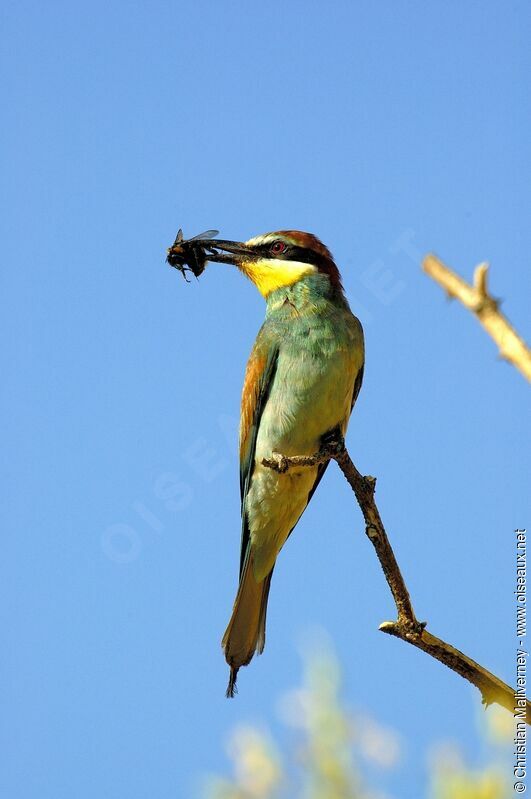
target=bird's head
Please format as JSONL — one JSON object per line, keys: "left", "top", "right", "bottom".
{"left": 199, "top": 230, "right": 343, "bottom": 297}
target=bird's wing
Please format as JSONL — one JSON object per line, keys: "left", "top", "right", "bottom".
{"left": 351, "top": 362, "right": 364, "bottom": 410}
{"left": 238, "top": 326, "right": 279, "bottom": 577}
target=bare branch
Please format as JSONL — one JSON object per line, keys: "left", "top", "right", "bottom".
{"left": 423, "top": 254, "right": 531, "bottom": 382}
{"left": 263, "top": 441, "right": 531, "bottom": 724}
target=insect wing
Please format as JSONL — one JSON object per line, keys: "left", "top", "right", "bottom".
{"left": 188, "top": 229, "right": 219, "bottom": 242}
{"left": 170, "top": 228, "right": 184, "bottom": 247}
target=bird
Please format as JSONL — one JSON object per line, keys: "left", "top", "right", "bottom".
{"left": 192, "top": 230, "right": 365, "bottom": 696}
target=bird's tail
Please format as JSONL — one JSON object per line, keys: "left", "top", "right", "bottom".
{"left": 222, "top": 553, "right": 273, "bottom": 697}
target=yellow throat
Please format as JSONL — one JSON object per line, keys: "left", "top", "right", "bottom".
{"left": 238, "top": 258, "right": 317, "bottom": 297}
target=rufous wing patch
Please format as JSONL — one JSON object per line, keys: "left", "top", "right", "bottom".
{"left": 239, "top": 349, "right": 267, "bottom": 466}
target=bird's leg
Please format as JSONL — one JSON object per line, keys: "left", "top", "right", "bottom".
{"left": 319, "top": 424, "right": 346, "bottom": 457}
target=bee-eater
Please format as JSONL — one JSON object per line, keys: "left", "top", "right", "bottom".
{"left": 193, "top": 231, "right": 364, "bottom": 696}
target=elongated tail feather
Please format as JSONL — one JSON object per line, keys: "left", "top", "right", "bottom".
{"left": 222, "top": 554, "right": 273, "bottom": 697}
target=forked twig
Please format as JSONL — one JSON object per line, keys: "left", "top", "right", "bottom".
{"left": 423, "top": 254, "right": 531, "bottom": 382}
{"left": 262, "top": 439, "right": 530, "bottom": 724}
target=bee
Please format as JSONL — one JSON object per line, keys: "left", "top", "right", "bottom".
{"left": 166, "top": 229, "right": 220, "bottom": 281}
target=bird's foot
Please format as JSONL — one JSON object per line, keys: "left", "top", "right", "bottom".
{"left": 319, "top": 426, "right": 346, "bottom": 458}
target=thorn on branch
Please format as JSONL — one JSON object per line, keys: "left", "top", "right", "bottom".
{"left": 379, "top": 618, "right": 427, "bottom": 640}
{"left": 366, "top": 523, "right": 379, "bottom": 540}
{"left": 473, "top": 262, "right": 489, "bottom": 299}
{"left": 364, "top": 475, "right": 377, "bottom": 494}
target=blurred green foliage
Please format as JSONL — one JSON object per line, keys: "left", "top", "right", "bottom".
{"left": 203, "top": 647, "right": 512, "bottom": 799}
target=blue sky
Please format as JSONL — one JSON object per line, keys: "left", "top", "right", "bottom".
{"left": 2, "top": 1, "right": 530, "bottom": 797}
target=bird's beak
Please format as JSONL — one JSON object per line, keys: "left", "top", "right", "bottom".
{"left": 199, "top": 239, "right": 257, "bottom": 266}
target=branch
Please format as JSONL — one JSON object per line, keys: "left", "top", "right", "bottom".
{"left": 422, "top": 254, "right": 531, "bottom": 382}
{"left": 263, "top": 440, "right": 531, "bottom": 724}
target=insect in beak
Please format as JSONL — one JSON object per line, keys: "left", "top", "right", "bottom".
{"left": 166, "top": 229, "right": 256, "bottom": 280}
{"left": 166, "top": 229, "right": 221, "bottom": 280}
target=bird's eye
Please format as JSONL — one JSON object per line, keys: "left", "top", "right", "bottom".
{"left": 270, "top": 240, "right": 286, "bottom": 255}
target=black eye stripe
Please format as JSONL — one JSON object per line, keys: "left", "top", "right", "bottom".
{"left": 256, "top": 242, "right": 322, "bottom": 266}
{"left": 288, "top": 245, "right": 324, "bottom": 267}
